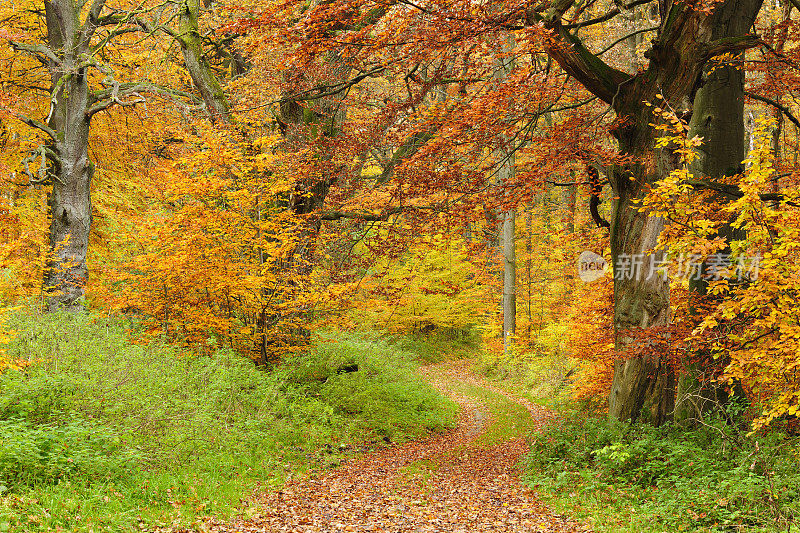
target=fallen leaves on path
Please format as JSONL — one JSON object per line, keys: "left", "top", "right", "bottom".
{"left": 196, "top": 362, "right": 589, "bottom": 533}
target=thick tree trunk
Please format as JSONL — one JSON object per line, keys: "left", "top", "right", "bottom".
{"left": 608, "top": 172, "right": 673, "bottom": 424}
{"left": 544, "top": 0, "right": 763, "bottom": 424}
{"left": 42, "top": 0, "right": 94, "bottom": 311}
{"left": 675, "top": 4, "right": 760, "bottom": 421}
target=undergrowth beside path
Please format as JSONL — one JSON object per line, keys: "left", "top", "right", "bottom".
{"left": 196, "top": 361, "right": 586, "bottom": 533}
{"left": 0, "top": 310, "right": 457, "bottom": 532}
{"left": 525, "top": 414, "right": 800, "bottom": 533}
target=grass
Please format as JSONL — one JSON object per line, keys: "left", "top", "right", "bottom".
{"left": 472, "top": 346, "right": 800, "bottom": 532}
{"left": 523, "top": 413, "right": 800, "bottom": 532}
{"left": 0, "top": 309, "right": 458, "bottom": 532}
{"left": 425, "top": 369, "right": 537, "bottom": 448}
{"left": 389, "top": 329, "right": 481, "bottom": 364}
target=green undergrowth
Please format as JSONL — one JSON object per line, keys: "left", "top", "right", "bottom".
{"left": 524, "top": 413, "right": 800, "bottom": 532}
{"left": 387, "top": 328, "right": 481, "bottom": 364}
{"left": 476, "top": 350, "right": 575, "bottom": 411}
{"left": 431, "top": 374, "right": 536, "bottom": 448}
{"left": 0, "top": 310, "right": 457, "bottom": 532}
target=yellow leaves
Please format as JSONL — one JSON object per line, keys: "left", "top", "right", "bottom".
{"left": 638, "top": 105, "right": 800, "bottom": 432}
{"left": 101, "top": 125, "right": 312, "bottom": 357}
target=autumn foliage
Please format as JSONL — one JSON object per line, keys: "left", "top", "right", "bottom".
{"left": 0, "top": 0, "right": 800, "bottom": 431}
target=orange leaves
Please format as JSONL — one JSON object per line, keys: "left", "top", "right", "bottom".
{"left": 104, "top": 127, "right": 311, "bottom": 357}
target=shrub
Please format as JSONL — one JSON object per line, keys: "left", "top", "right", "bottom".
{"left": 525, "top": 416, "right": 800, "bottom": 531}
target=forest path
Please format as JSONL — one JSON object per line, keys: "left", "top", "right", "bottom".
{"left": 203, "top": 360, "right": 589, "bottom": 532}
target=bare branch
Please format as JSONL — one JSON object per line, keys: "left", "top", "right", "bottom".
{"left": 9, "top": 40, "right": 59, "bottom": 65}
{"left": 597, "top": 26, "right": 659, "bottom": 56}
{"left": 563, "top": 0, "right": 657, "bottom": 29}
{"left": 319, "top": 205, "right": 436, "bottom": 221}
{"left": 87, "top": 82, "right": 199, "bottom": 116}
{"left": 13, "top": 112, "right": 57, "bottom": 140}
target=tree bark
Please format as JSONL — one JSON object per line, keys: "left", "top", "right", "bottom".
{"left": 675, "top": 3, "right": 761, "bottom": 421}
{"left": 177, "top": 0, "right": 230, "bottom": 122}
{"left": 543, "top": 0, "right": 763, "bottom": 424}
{"left": 503, "top": 206, "right": 516, "bottom": 357}
{"left": 41, "top": 0, "right": 97, "bottom": 311}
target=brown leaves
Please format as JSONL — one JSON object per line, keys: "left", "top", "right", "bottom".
{"left": 191, "top": 364, "right": 584, "bottom": 533}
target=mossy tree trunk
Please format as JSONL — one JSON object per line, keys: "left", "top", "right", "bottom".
{"left": 675, "top": 4, "right": 761, "bottom": 422}
{"left": 176, "top": 0, "right": 231, "bottom": 123}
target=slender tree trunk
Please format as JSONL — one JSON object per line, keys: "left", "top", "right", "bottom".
{"left": 525, "top": 206, "right": 532, "bottom": 343}
{"left": 503, "top": 206, "right": 516, "bottom": 356}
{"left": 494, "top": 32, "right": 517, "bottom": 356}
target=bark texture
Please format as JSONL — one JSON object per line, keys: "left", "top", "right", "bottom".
{"left": 177, "top": 0, "right": 230, "bottom": 122}
{"left": 675, "top": 2, "right": 761, "bottom": 421}
{"left": 41, "top": 0, "right": 98, "bottom": 311}
{"left": 543, "top": 0, "right": 763, "bottom": 424}
{"left": 503, "top": 207, "right": 516, "bottom": 357}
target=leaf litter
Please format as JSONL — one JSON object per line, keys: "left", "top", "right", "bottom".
{"left": 181, "top": 362, "right": 589, "bottom": 533}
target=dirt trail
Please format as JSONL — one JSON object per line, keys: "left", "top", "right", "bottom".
{"left": 202, "top": 361, "right": 589, "bottom": 533}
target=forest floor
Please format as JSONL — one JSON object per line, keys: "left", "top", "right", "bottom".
{"left": 195, "top": 361, "right": 589, "bottom": 533}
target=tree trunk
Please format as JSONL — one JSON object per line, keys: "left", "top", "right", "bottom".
{"left": 177, "top": 0, "right": 230, "bottom": 122}
{"left": 525, "top": 206, "right": 532, "bottom": 343}
{"left": 41, "top": 0, "right": 95, "bottom": 311}
{"left": 503, "top": 207, "right": 516, "bottom": 357}
{"left": 494, "top": 32, "right": 516, "bottom": 357}
{"left": 675, "top": 4, "right": 761, "bottom": 421}
{"left": 543, "top": 0, "right": 763, "bottom": 424}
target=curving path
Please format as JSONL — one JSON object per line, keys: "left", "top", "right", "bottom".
{"left": 200, "top": 361, "right": 589, "bottom": 533}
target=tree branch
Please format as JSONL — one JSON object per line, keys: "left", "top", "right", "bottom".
{"left": 701, "top": 34, "right": 761, "bottom": 61}
{"left": 563, "top": 0, "right": 657, "bottom": 29}
{"left": 9, "top": 40, "right": 59, "bottom": 65}
{"left": 319, "top": 205, "right": 435, "bottom": 221}
{"left": 689, "top": 180, "right": 800, "bottom": 208}
{"left": 597, "top": 26, "right": 659, "bottom": 56}
{"left": 745, "top": 91, "right": 800, "bottom": 130}
{"left": 285, "top": 66, "right": 387, "bottom": 102}
{"left": 542, "top": 19, "right": 633, "bottom": 104}
{"left": 81, "top": 0, "right": 109, "bottom": 44}
{"left": 375, "top": 129, "right": 435, "bottom": 184}
{"left": 87, "top": 82, "right": 199, "bottom": 116}
{"left": 13, "top": 112, "right": 57, "bottom": 140}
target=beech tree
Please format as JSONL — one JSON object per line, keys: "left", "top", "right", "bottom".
{"left": 6, "top": 0, "right": 149, "bottom": 310}
{"left": 274, "top": 0, "right": 773, "bottom": 423}
{"left": 3, "top": 0, "right": 200, "bottom": 311}
{"left": 541, "top": 0, "right": 763, "bottom": 423}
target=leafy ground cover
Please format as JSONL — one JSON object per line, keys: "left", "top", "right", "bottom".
{"left": 524, "top": 413, "right": 800, "bottom": 532}
{"left": 0, "top": 310, "right": 457, "bottom": 532}
{"left": 197, "top": 361, "right": 586, "bottom": 533}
